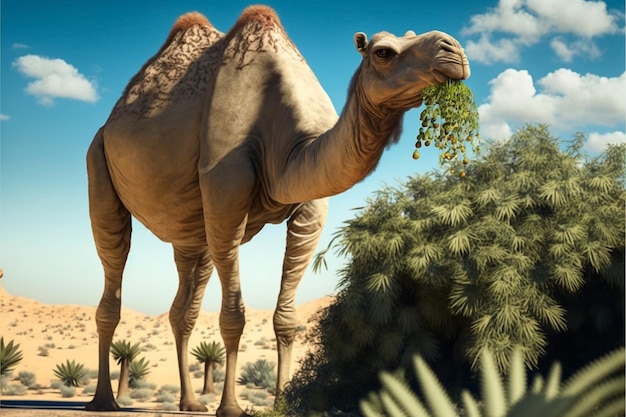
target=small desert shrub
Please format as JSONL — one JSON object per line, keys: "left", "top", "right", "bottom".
{"left": 60, "top": 385, "right": 76, "bottom": 398}
{"left": 188, "top": 362, "right": 201, "bottom": 372}
{"left": 50, "top": 380, "right": 63, "bottom": 389}
{"left": 117, "top": 395, "right": 133, "bottom": 406}
{"left": 237, "top": 360, "right": 276, "bottom": 391}
{"left": 82, "top": 383, "right": 97, "bottom": 394}
{"left": 86, "top": 368, "right": 99, "bottom": 379}
{"left": 193, "top": 370, "right": 203, "bottom": 379}
{"left": 1, "top": 374, "right": 10, "bottom": 390}
{"left": 129, "top": 387, "right": 154, "bottom": 400}
{"left": 158, "top": 402, "right": 179, "bottom": 411}
{"left": 156, "top": 392, "right": 176, "bottom": 403}
{"left": 4, "top": 383, "right": 27, "bottom": 396}
{"left": 240, "top": 388, "right": 273, "bottom": 407}
{"left": 214, "top": 367, "right": 225, "bottom": 383}
{"left": 159, "top": 384, "right": 180, "bottom": 394}
{"left": 37, "top": 346, "right": 49, "bottom": 357}
{"left": 110, "top": 370, "right": 120, "bottom": 380}
{"left": 198, "top": 393, "right": 216, "bottom": 405}
{"left": 18, "top": 371, "right": 37, "bottom": 388}
{"left": 133, "top": 380, "right": 157, "bottom": 390}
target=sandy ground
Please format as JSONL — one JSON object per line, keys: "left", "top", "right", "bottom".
{"left": 0, "top": 283, "right": 333, "bottom": 414}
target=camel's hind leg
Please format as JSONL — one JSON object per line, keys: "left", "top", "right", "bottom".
{"left": 170, "top": 245, "right": 214, "bottom": 411}
{"left": 85, "top": 128, "right": 132, "bottom": 411}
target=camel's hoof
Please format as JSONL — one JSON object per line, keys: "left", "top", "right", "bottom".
{"left": 180, "top": 399, "right": 208, "bottom": 412}
{"left": 216, "top": 404, "right": 251, "bottom": 417}
{"left": 85, "top": 398, "right": 120, "bottom": 411}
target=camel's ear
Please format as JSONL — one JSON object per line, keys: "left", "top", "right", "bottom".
{"left": 354, "top": 32, "right": 368, "bottom": 57}
{"left": 404, "top": 30, "right": 417, "bottom": 37}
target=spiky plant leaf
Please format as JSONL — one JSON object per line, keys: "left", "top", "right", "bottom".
{"left": 53, "top": 359, "right": 86, "bottom": 387}
{"left": 0, "top": 337, "right": 23, "bottom": 376}
{"left": 563, "top": 376, "right": 625, "bottom": 417}
{"left": 413, "top": 356, "right": 457, "bottom": 417}
{"left": 191, "top": 341, "right": 225, "bottom": 365}
{"left": 560, "top": 348, "right": 625, "bottom": 397}
{"left": 479, "top": 349, "right": 506, "bottom": 417}
{"left": 110, "top": 340, "right": 141, "bottom": 364}
{"left": 461, "top": 390, "right": 481, "bottom": 417}
{"left": 378, "top": 371, "right": 431, "bottom": 417}
{"left": 543, "top": 361, "right": 562, "bottom": 400}
{"left": 507, "top": 348, "right": 526, "bottom": 406}
{"left": 128, "top": 356, "right": 150, "bottom": 388}
{"left": 590, "top": 396, "right": 626, "bottom": 417}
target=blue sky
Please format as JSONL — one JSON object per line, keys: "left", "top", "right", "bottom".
{"left": 1, "top": 0, "right": 624, "bottom": 315}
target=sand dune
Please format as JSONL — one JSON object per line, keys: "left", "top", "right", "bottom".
{"left": 0, "top": 283, "right": 333, "bottom": 413}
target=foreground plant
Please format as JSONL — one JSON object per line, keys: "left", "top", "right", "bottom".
{"left": 0, "top": 337, "right": 23, "bottom": 377}
{"left": 360, "top": 347, "right": 625, "bottom": 417}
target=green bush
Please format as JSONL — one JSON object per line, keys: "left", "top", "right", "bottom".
{"left": 287, "top": 126, "right": 625, "bottom": 414}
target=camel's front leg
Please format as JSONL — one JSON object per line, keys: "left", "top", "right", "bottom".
{"left": 201, "top": 157, "right": 254, "bottom": 417}
{"left": 170, "top": 246, "right": 213, "bottom": 412}
{"left": 274, "top": 198, "right": 328, "bottom": 397}
{"left": 85, "top": 127, "right": 132, "bottom": 411}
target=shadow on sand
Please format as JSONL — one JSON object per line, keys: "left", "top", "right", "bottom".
{"left": 0, "top": 400, "right": 214, "bottom": 415}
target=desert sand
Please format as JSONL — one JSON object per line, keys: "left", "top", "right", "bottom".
{"left": 0, "top": 283, "right": 333, "bottom": 415}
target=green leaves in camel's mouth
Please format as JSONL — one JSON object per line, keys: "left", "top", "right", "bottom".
{"left": 412, "top": 81, "right": 481, "bottom": 178}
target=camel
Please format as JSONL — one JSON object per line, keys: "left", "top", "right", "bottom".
{"left": 85, "top": 5, "right": 470, "bottom": 417}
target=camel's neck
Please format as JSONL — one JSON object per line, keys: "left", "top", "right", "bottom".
{"left": 271, "top": 71, "right": 404, "bottom": 205}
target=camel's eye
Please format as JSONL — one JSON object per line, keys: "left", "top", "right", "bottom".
{"left": 374, "top": 48, "right": 394, "bottom": 59}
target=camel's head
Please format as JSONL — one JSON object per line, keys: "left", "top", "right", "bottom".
{"left": 354, "top": 29, "right": 470, "bottom": 111}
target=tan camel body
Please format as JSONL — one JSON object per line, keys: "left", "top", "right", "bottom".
{"left": 86, "top": 6, "right": 469, "bottom": 417}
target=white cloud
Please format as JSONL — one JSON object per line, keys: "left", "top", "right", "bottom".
{"left": 464, "top": 35, "right": 522, "bottom": 65}
{"left": 0, "top": 113, "right": 10, "bottom": 121}
{"left": 463, "top": 0, "right": 622, "bottom": 64}
{"left": 584, "top": 131, "right": 626, "bottom": 152}
{"left": 479, "top": 68, "right": 626, "bottom": 140}
{"left": 550, "top": 37, "right": 601, "bottom": 62}
{"left": 12, "top": 43, "right": 29, "bottom": 49}
{"left": 12, "top": 55, "right": 98, "bottom": 105}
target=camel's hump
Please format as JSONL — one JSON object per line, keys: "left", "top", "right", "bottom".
{"left": 231, "top": 5, "right": 284, "bottom": 33}
{"left": 169, "top": 11, "right": 212, "bottom": 35}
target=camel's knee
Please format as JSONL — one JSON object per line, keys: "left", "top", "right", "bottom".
{"left": 95, "top": 289, "right": 122, "bottom": 334}
{"left": 273, "top": 307, "right": 297, "bottom": 346}
{"left": 219, "top": 305, "right": 246, "bottom": 345}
